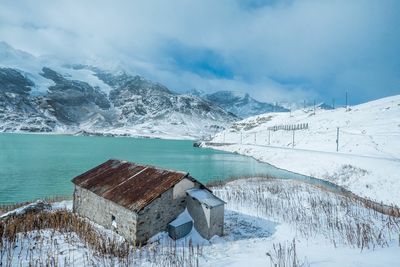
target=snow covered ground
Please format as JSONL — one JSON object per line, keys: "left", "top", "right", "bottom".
{"left": 2, "top": 178, "right": 399, "bottom": 266}
{"left": 208, "top": 95, "right": 400, "bottom": 206}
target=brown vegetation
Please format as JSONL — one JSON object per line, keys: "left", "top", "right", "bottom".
{"left": 0, "top": 210, "right": 202, "bottom": 266}
{"left": 212, "top": 178, "right": 400, "bottom": 250}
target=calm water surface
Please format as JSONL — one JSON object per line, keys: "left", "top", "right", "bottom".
{"left": 0, "top": 133, "right": 340, "bottom": 204}
{"left": 0, "top": 133, "right": 272, "bottom": 204}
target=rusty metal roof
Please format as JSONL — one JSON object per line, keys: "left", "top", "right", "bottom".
{"left": 71, "top": 159, "right": 190, "bottom": 212}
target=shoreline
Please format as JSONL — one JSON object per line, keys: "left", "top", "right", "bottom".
{"left": 204, "top": 142, "right": 400, "bottom": 205}
{"left": 0, "top": 130, "right": 198, "bottom": 141}
{"left": 2, "top": 133, "right": 398, "bottom": 216}
{"left": 205, "top": 143, "right": 400, "bottom": 217}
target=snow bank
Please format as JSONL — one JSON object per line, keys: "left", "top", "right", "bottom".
{"left": 0, "top": 200, "right": 51, "bottom": 220}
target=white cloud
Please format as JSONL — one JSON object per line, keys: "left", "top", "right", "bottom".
{"left": 0, "top": 0, "right": 398, "bottom": 104}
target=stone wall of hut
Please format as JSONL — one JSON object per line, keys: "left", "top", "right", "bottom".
{"left": 135, "top": 178, "right": 201, "bottom": 244}
{"left": 73, "top": 185, "right": 138, "bottom": 244}
{"left": 73, "top": 178, "right": 206, "bottom": 245}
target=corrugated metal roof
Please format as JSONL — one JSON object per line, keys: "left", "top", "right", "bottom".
{"left": 186, "top": 189, "right": 225, "bottom": 208}
{"left": 72, "top": 159, "right": 189, "bottom": 212}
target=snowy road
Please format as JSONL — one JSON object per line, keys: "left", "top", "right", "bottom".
{"left": 239, "top": 143, "right": 400, "bottom": 162}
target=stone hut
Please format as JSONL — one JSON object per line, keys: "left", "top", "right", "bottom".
{"left": 71, "top": 159, "right": 224, "bottom": 244}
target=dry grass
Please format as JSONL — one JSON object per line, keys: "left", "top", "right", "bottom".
{"left": 266, "top": 239, "right": 309, "bottom": 267}
{"left": 2, "top": 177, "right": 399, "bottom": 266}
{"left": 0, "top": 210, "right": 202, "bottom": 266}
{"left": 206, "top": 174, "right": 276, "bottom": 187}
{"left": 212, "top": 178, "right": 400, "bottom": 250}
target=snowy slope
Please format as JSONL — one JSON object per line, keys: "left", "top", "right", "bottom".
{"left": 209, "top": 95, "right": 400, "bottom": 205}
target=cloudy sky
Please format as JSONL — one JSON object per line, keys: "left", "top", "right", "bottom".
{"left": 0, "top": 0, "right": 399, "bottom": 105}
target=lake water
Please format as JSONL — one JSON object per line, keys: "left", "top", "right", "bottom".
{"left": 0, "top": 133, "right": 339, "bottom": 204}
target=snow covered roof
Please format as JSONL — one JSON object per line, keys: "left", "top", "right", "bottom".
{"left": 72, "top": 159, "right": 197, "bottom": 212}
{"left": 186, "top": 189, "right": 225, "bottom": 208}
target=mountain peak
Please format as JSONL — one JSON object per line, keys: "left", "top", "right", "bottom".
{"left": 0, "top": 42, "right": 36, "bottom": 65}
{"left": 203, "top": 90, "right": 288, "bottom": 118}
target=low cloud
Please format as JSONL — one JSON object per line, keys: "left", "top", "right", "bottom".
{"left": 0, "top": 0, "right": 399, "bottom": 104}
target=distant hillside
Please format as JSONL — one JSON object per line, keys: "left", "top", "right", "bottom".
{"left": 213, "top": 95, "right": 400, "bottom": 158}
{"left": 189, "top": 90, "right": 288, "bottom": 118}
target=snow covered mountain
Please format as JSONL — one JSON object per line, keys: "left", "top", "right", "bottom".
{"left": 0, "top": 43, "right": 238, "bottom": 139}
{"left": 189, "top": 90, "right": 288, "bottom": 118}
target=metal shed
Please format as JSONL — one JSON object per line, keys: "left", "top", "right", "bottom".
{"left": 186, "top": 188, "right": 225, "bottom": 239}
{"left": 167, "top": 209, "right": 193, "bottom": 240}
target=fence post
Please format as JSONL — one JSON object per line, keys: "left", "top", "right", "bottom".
{"left": 268, "top": 129, "right": 271, "bottom": 145}
{"left": 336, "top": 127, "right": 339, "bottom": 151}
{"left": 292, "top": 129, "right": 295, "bottom": 148}
{"left": 313, "top": 99, "right": 316, "bottom": 115}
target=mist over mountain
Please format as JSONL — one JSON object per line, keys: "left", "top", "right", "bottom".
{"left": 203, "top": 90, "right": 288, "bottom": 118}
{"left": 0, "top": 43, "right": 238, "bottom": 139}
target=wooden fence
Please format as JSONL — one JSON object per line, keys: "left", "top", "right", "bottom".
{"left": 267, "top": 123, "right": 309, "bottom": 132}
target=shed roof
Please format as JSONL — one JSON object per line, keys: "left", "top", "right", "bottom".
{"left": 72, "top": 159, "right": 190, "bottom": 212}
{"left": 186, "top": 188, "right": 225, "bottom": 208}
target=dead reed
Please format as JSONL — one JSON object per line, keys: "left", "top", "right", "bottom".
{"left": 266, "top": 239, "right": 309, "bottom": 267}
{"left": 206, "top": 174, "right": 276, "bottom": 187}
{"left": 212, "top": 178, "right": 400, "bottom": 250}
{"left": 0, "top": 210, "right": 201, "bottom": 266}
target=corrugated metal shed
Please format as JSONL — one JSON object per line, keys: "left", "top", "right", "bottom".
{"left": 168, "top": 209, "right": 193, "bottom": 240}
{"left": 186, "top": 189, "right": 225, "bottom": 208}
{"left": 72, "top": 159, "right": 189, "bottom": 212}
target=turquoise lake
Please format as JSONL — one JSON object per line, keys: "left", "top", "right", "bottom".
{"left": 0, "top": 133, "right": 340, "bottom": 204}
{"left": 0, "top": 133, "right": 277, "bottom": 204}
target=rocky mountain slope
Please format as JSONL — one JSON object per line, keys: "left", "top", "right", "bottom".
{"left": 0, "top": 43, "right": 237, "bottom": 139}
{"left": 189, "top": 89, "right": 288, "bottom": 118}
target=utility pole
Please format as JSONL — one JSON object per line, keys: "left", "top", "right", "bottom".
{"left": 268, "top": 129, "right": 271, "bottom": 145}
{"left": 292, "top": 129, "right": 295, "bottom": 148}
{"left": 313, "top": 99, "right": 316, "bottom": 115}
{"left": 345, "top": 92, "right": 348, "bottom": 111}
{"left": 303, "top": 100, "right": 306, "bottom": 111}
{"left": 332, "top": 98, "right": 335, "bottom": 109}
{"left": 336, "top": 127, "right": 339, "bottom": 152}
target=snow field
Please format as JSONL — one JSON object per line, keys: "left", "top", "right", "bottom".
{"left": 1, "top": 178, "right": 400, "bottom": 266}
